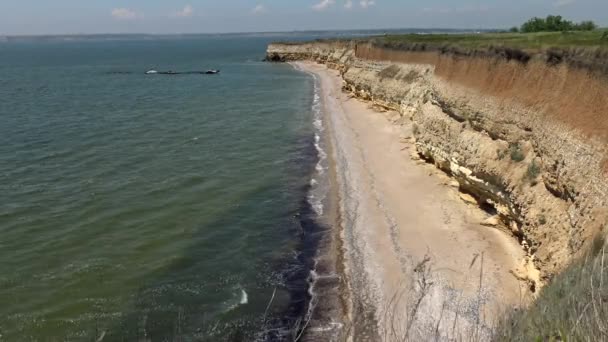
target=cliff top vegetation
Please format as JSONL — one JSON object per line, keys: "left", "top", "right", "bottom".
{"left": 515, "top": 15, "right": 597, "bottom": 33}
{"left": 380, "top": 30, "right": 608, "bottom": 51}
{"left": 374, "top": 16, "right": 605, "bottom": 52}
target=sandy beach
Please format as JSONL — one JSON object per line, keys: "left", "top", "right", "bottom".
{"left": 297, "top": 61, "right": 529, "bottom": 341}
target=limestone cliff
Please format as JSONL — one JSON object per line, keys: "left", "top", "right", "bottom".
{"left": 267, "top": 42, "right": 608, "bottom": 288}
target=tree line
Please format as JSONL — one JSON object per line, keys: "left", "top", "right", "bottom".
{"left": 510, "top": 15, "right": 597, "bottom": 33}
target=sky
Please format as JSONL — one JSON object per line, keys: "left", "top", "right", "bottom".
{"left": 0, "top": 0, "right": 606, "bottom": 35}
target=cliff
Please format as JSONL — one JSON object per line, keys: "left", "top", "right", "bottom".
{"left": 267, "top": 41, "right": 608, "bottom": 289}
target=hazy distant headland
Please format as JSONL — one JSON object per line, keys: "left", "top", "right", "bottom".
{"left": 0, "top": 28, "right": 497, "bottom": 43}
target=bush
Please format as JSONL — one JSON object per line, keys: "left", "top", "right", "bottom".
{"left": 574, "top": 21, "right": 598, "bottom": 31}
{"left": 509, "top": 26, "right": 519, "bottom": 33}
{"left": 509, "top": 143, "right": 525, "bottom": 162}
{"left": 520, "top": 15, "right": 597, "bottom": 33}
{"left": 525, "top": 160, "right": 541, "bottom": 183}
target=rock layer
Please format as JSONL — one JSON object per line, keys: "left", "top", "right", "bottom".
{"left": 267, "top": 42, "right": 608, "bottom": 286}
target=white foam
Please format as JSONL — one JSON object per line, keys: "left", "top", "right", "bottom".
{"left": 294, "top": 64, "right": 328, "bottom": 218}
{"left": 239, "top": 289, "right": 248, "bottom": 305}
{"left": 313, "top": 118, "right": 323, "bottom": 131}
{"left": 308, "top": 193, "right": 324, "bottom": 215}
{"left": 313, "top": 202, "right": 324, "bottom": 216}
{"left": 316, "top": 147, "right": 327, "bottom": 160}
{"left": 315, "top": 163, "right": 325, "bottom": 174}
{"left": 222, "top": 287, "right": 249, "bottom": 313}
{"left": 314, "top": 134, "right": 328, "bottom": 160}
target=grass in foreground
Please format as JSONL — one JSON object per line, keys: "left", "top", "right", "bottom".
{"left": 336, "top": 238, "right": 608, "bottom": 341}
{"left": 379, "top": 30, "right": 608, "bottom": 51}
{"left": 494, "top": 237, "right": 608, "bottom": 341}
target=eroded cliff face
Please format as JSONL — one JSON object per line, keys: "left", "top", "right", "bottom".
{"left": 267, "top": 42, "right": 608, "bottom": 288}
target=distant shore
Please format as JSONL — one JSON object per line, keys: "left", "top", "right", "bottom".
{"left": 296, "top": 61, "right": 528, "bottom": 340}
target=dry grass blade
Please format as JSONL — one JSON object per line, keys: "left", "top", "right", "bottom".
{"left": 294, "top": 298, "right": 317, "bottom": 342}
{"left": 493, "top": 237, "right": 607, "bottom": 341}
{"left": 262, "top": 287, "right": 277, "bottom": 325}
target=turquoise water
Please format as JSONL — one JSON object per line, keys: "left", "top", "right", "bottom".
{"left": 0, "top": 36, "right": 322, "bottom": 340}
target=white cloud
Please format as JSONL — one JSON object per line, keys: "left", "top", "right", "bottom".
{"left": 554, "top": 0, "right": 575, "bottom": 7}
{"left": 344, "top": 0, "right": 353, "bottom": 9}
{"left": 312, "top": 0, "right": 335, "bottom": 11}
{"left": 359, "top": 0, "right": 376, "bottom": 9}
{"left": 111, "top": 8, "right": 139, "bottom": 20}
{"left": 173, "top": 5, "right": 194, "bottom": 18}
{"left": 252, "top": 4, "right": 267, "bottom": 14}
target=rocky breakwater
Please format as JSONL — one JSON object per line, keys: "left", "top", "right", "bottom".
{"left": 267, "top": 41, "right": 608, "bottom": 291}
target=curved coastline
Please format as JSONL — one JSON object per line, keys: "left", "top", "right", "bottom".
{"left": 288, "top": 62, "right": 349, "bottom": 341}
{"left": 293, "top": 61, "right": 529, "bottom": 341}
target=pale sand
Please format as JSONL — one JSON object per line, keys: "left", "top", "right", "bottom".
{"left": 297, "top": 62, "right": 528, "bottom": 341}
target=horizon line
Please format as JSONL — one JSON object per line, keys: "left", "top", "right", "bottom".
{"left": 0, "top": 27, "right": 501, "bottom": 38}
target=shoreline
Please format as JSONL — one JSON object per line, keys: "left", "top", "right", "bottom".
{"left": 296, "top": 61, "right": 531, "bottom": 340}
{"left": 289, "top": 62, "right": 349, "bottom": 341}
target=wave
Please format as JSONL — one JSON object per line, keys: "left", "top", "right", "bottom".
{"left": 223, "top": 287, "right": 249, "bottom": 313}
{"left": 305, "top": 70, "right": 328, "bottom": 217}
{"left": 287, "top": 62, "right": 338, "bottom": 340}
{"left": 240, "top": 289, "right": 249, "bottom": 305}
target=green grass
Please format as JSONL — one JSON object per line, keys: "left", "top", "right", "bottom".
{"left": 379, "top": 30, "right": 608, "bottom": 51}
{"left": 494, "top": 238, "right": 607, "bottom": 341}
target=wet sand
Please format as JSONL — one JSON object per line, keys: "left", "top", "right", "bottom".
{"left": 297, "top": 61, "right": 528, "bottom": 341}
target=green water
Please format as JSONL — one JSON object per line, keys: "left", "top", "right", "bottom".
{"left": 0, "top": 35, "right": 321, "bottom": 341}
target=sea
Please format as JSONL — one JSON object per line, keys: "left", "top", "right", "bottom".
{"left": 0, "top": 33, "right": 337, "bottom": 341}
{"left": 0, "top": 29, "right": 463, "bottom": 341}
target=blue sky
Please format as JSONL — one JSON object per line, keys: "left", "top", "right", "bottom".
{"left": 0, "top": 0, "right": 606, "bottom": 35}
